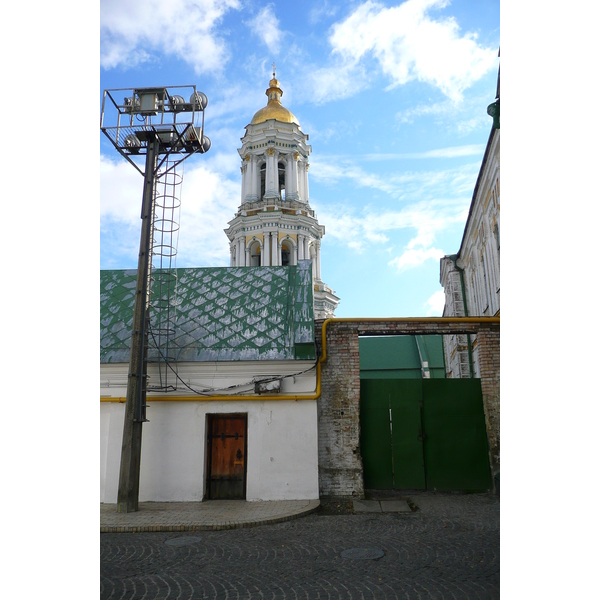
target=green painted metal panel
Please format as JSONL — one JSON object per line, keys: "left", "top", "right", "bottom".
{"left": 429, "top": 368, "right": 446, "bottom": 379}
{"left": 359, "top": 336, "right": 420, "bottom": 371}
{"left": 359, "top": 380, "right": 394, "bottom": 489}
{"left": 360, "top": 377, "right": 491, "bottom": 492}
{"left": 390, "top": 380, "right": 426, "bottom": 489}
{"left": 360, "top": 368, "right": 422, "bottom": 379}
{"left": 422, "top": 379, "right": 491, "bottom": 491}
{"left": 417, "top": 335, "right": 446, "bottom": 378}
{"left": 358, "top": 335, "right": 446, "bottom": 380}
{"left": 419, "top": 335, "right": 446, "bottom": 369}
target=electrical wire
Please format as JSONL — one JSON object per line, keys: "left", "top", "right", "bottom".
{"left": 147, "top": 322, "right": 320, "bottom": 396}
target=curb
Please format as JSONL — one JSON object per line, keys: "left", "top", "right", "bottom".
{"left": 101, "top": 502, "right": 320, "bottom": 533}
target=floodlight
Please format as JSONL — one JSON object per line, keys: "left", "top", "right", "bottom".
{"left": 100, "top": 84, "right": 210, "bottom": 175}
{"left": 190, "top": 91, "right": 208, "bottom": 110}
{"left": 170, "top": 95, "right": 185, "bottom": 111}
{"left": 124, "top": 134, "right": 141, "bottom": 149}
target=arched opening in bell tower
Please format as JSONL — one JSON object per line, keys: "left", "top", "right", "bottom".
{"left": 260, "top": 163, "right": 266, "bottom": 199}
{"left": 281, "top": 241, "right": 292, "bottom": 266}
{"left": 249, "top": 240, "right": 262, "bottom": 266}
{"left": 278, "top": 162, "right": 286, "bottom": 200}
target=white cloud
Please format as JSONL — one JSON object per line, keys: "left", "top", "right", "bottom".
{"left": 425, "top": 289, "right": 446, "bottom": 315}
{"left": 455, "top": 116, "right": 488, "bottom": 135}
{"left": 311, "top": 157, "right": 480, "bottom": 202}
{"left": 316, "top": 199, "right": 465, "bottom": 255}
{"left": 326, "top": 0, "right": 497, "bottom": 101}
{"left": 396, "top": 92, "right": 495, "bottom": 133}
{"left": 311, "top": 160, "right": 398, "bottom": 197}
{"left": 397, "top": 99, "right": 451, "bottom": 123}
{"left": 100, "top": 0, "right": 241, "bottom": 74}
{"left": 361, "top": 145, "right": 485, "bottom": 160}
{"left": 247, "top": 5, "right": 283, "bottom": 55}
{"left": 208, "top": 83, "right": 266, "bottom": 124}
{"left": 100, "top": 152, "right": 240, "bottom": 268}
{"left": 100, "top": 155, "right": 145, "bottom": 222}
{"left": 309, "top": 1, "right": 339, "bottom": 25}
{"left": 305, "top": 62, "right": 370, "bottom": 104}
{"left": 388, "top": 246, "right": 444, "bottom": 271}
{"left": 177, "top": 162, "right": 240, "bottom": 266}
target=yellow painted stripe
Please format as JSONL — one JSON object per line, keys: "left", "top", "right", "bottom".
{"left": 100, "top": 317, "right": 499, "bottom": 403}
{"left": 100, "top": 395, "right": 316, "bottom": 403}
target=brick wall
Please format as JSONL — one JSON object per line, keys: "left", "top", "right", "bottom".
{"left": 475, "top": 325, "right": 500, "bottom": 473}
{"left": 315, "top": 319, "right": 500, "bottom": 498}
{"left": 315, "top": 320, "right": 363, "bottom": 498}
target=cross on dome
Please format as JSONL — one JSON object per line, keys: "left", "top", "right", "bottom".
{"left": 249, "top": 69, "right": 299, "bottom": 126}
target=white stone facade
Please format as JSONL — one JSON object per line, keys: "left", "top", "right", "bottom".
{"left": 440, "top": 126, "right": 500, "bottom": 378}
{"left": 224, "top": 73, "right": 340, "bottom": 320}
{"left": 101, "top": 399, "right": 319, "bottom": 503}
{"left": 100, "top": 360, "right": 319, "bottom": 503}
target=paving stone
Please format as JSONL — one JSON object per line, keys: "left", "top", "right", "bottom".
{"left": 100, "top": 499, "right": 320, "bottom": 533}
{"left": 352, "top": 500, "right": 382, "bottom": 513}
{"left": 380, "top": 500, "right": 412, "bottom": 513}
{"left": 101, "top": 492, "right": 500, "bottom": 600}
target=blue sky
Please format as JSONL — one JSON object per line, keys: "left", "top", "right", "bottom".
{"left": 100, "top": 0, "right": 500, "bottom": 318}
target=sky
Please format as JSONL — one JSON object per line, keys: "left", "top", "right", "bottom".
{"left": 100, "top": 0, "right": 500, "bottom": 318}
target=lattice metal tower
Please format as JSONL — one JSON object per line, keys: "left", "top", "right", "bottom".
{"left": 101, "top": 85, "right": 210, "bottom": 512}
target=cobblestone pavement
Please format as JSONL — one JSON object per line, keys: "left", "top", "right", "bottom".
{"left": 101, "top": 492, "right": 499, "bottom": 600}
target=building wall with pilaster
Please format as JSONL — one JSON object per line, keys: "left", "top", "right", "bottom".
{"left": 440, "top": 127, "right": 499, "bottom": 379}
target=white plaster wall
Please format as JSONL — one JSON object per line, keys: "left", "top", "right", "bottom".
{"left": 100, "top": 360, "right": 317, "bottom": 399}
{"left": 100, "top": 402, "right": 127, "bottom": 503}
{"left": 100, "top": 399, "right": 319, "bottom": 503}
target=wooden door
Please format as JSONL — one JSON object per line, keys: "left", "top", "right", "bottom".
{"left": 206, "top": 414, "right": 247, "bottom": 499}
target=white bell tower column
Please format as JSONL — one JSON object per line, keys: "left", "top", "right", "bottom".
{"left": 264, "top": 148, "right": 279, "bottom": 199}
{"left": 315, "top": 239, "right": 321, "bottom": 280}
{"left": 272, "top": 233, "right": 279, "bottom": 266}
{"left": 224, "top": 69, "right": 340, "bottom": 318}
{"left": 250, "top": 155, "right": 259, "bottom": 201}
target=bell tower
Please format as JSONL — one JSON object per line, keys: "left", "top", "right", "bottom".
{"left": 224, "top": 69, "right": 339, "bottom": 319}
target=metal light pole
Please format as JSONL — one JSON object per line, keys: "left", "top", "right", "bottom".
{"left": 101, "top": 86, "right": 210, "bottom": 512}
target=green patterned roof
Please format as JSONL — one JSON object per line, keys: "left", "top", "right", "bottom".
{"left": 100, "top": 261, "right": 315, "bottom": 363}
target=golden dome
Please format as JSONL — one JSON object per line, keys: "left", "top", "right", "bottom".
{"left": 250, "top": 74, "right": 299, "bottom": 126}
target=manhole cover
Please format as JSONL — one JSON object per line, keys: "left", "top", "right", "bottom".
{"left": 341, "top": 548, "right": 385, "bottom": 560}
{"left": 164, "top": 536, "right": 203, "bottom": 547}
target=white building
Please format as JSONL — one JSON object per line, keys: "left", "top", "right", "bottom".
{"left": 100, "top": 72, "right": 341, "bottom": 504}
{"left": 100, "top": 263, "right": 320, "bottom": 503}
{"left": 224, "top": 70, "right": 339, "bottom": 319}
{"left": 440, "top": 74, "right": 500, "bottom": 378}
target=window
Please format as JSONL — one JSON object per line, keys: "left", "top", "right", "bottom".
{"left": 260, "top": 163, "right": 266, "bottom": 199}
{"left": 493, "top": 223, "right": 500, "bottom": 262}
{"left": 281, "top": 241, "right": 292, "bottom": 266}
{"left": 481, "top": 251, "right": 490, "bottom": 314}
{"left": 250, "top": 241, "right": 261, "bottom": 266}
{"left": 278, "top": 162, "right": 286, "bottom": 200}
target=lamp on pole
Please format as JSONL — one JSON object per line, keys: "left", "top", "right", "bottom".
{"left": 101, "top": 85, "right": 210, "bottom": 512}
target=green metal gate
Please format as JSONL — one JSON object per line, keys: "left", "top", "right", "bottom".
{"left": 360, "top": 378, "right": 491, "bottom": 491}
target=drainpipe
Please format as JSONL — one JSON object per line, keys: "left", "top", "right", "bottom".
{"left": 450, "top": 255, "right": 474, "bottom": 378}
